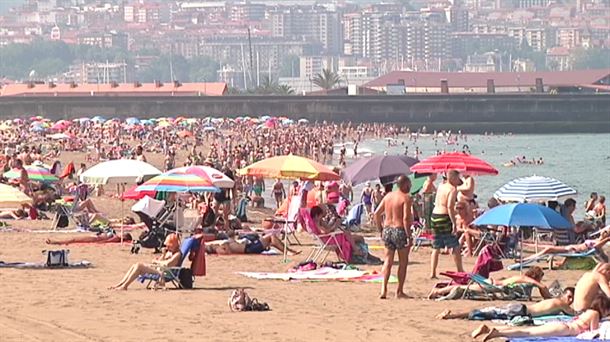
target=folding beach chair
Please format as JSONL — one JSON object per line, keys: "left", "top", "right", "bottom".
{"left": 342, "top": 203, "right": 363, "bottom": 232}
{"left": 52, "top": 191, "right": 88, "bottom": 230}
{"left": 462, "top": 274, "right": 533, "bottom": 301}
{"left": 300, "top": 208, "right": 352, "bottom": 264}
{"left": 507, "top": 248, "right": 604, "bottom": 271}
{"left": 138, "top": 236, "right": 201, "bottom": 289}
{"left": 411, "top": 221, "right": 431, "bottom": 251}
{"left": 265, "top": 194, "right": 302, "bottom": 249}
{"left": 437, "top": 245, "right": 503, "bottom": 287}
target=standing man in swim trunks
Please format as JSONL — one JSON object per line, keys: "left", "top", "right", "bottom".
{"left": 374, "top": 175, "right": 413, "bottom": 299}
{"left": 430, "top": 170, "right": 464, "bottom": 279}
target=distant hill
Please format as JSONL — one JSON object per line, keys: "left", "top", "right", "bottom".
{"left": 0, "top": 0, "right": 25, "bottom": 15}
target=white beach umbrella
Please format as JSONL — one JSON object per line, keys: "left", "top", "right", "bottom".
{"left": 493, "top": 175, "right": 577, "bottom": 203}
{"left": 79, "top": 159, "right": 162, "bottom": 185}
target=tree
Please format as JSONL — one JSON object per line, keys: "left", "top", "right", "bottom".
{"left": 189, "top": 56, "right": 219, "bottom": 82}
{"left": 312, "top": 68, "right": 341, "bottom": 90}
{"left": 572, "top": 48, "right": 610, "bottom": 69}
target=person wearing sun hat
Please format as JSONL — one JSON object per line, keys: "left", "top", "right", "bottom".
{"left": 109, "top": 233, "right": 182, "bottom": 291}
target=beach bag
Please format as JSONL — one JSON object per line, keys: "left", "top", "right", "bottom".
{"left": 54, "top": 212, "right": 69, "bottom": 229}
{"left": 178, "top": 268, "right": 193, "bottom": 289}
{"left": 228, "top": 289, "right": 270, "bottom": 312}
{"left": 44, "top": 249, "right": 69, "bottom": 267}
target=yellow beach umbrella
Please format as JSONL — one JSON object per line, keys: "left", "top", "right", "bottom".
{"left": 239, "top": 155, "right": 340, "bottom": 181}
{"left": 0, "top": 184, "right": 32, "bottom": 208}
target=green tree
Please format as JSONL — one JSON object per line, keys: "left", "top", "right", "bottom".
{"left": 275, "top": 84, "right": 295, "bottom": 95}
{"left": 189, "top": 56, "right": 220, "bottom": 82}
{"left": 572, "top": 48, "right": 610, "bottom": 69}
{"left": 312, "top": 68, "right": 342, "bottom": 90}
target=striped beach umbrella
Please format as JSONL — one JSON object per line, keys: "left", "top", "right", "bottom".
{"left": 0, "top": 184, "right": 31, "bottom": 208}
{"left": 494, "top": 175, "right": 577, "bottom": 203}
{"left": 4, "top": 165, "right": 59, "bottom": 183}
{"left": 136, "top": 172, "right": 219, "bottom": 193}
{"left": 170, "top": 165, "right": 235, "bottom": 188}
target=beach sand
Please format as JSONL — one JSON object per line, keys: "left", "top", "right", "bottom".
{"left": 0, "top": 150, "right": 586, "bottom": 342}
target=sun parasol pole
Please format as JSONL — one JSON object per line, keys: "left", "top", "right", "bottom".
{"left": 519, "top": 228, "right": 524, "bottom": 275}
{"left": 120, "top": 182, "right": 125, "bottom": 246}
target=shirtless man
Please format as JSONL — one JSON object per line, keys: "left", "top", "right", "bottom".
{"left": 573, "top": 262, "right": 610, "bottom": 312}
{"left": 430, "top": 170, "right": 464, "bottom": 278}
{"left": 373, "top": 175, "right": 413, "bottom": 299}
{"left": 436, "top": 287, "right": 575, "bottom": 320}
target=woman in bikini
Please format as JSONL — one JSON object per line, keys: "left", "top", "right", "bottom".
{"left": 523, "top": 230, "right": 610, "bottom": 262}
{"left": 471, "top": 294, "right": 610, "bottom": 341}
{"left": 46, "top": 231, "right": 133, "bottom": 245}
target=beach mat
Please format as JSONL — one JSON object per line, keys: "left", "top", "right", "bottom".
{"left": 238, "top": 267, "right": 397, "bottom": 283}
{"left": 0, "top": 260, "right": 92, "bottom": 269}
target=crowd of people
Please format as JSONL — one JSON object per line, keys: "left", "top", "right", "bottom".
{"left": 1, "top": 115, "right": 609, "bottom": 340}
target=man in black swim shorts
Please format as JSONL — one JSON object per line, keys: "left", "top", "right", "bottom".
{"left": 374, "top": 175, "right": 413, "bottom": 300}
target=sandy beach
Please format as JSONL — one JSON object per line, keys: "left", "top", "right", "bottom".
{"left": 0, "top": 205, "right": 585, "bottom": 342}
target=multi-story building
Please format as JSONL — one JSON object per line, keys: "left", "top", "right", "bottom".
{"left": 268, "top": 6, "right": 342, "bottom": 54}
{"left": 77, "top": 31, "right": 128, "bottom": 50}
{"left": 546, "top": 47, "right": 572, "bottom": 71}
{"left": 299, "top": 56, "right": 337, "bottom": 79}
{"left": 451, "top": 32, "right": 516, "bottom": 59}
{"left": 556, "top": 27, "right": 582, "bottom": 49}
{"left": 63, "top": 62, "right": 131, "bottom": 84}
{"left": 398, "top": 12, "right": 450, "bottom": 63}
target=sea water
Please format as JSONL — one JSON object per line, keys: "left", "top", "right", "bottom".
{"left": 356, "top": 133, "right": 610, "bottom": 213}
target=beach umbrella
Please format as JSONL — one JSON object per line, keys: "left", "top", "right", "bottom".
{"left": 282, "top": 118, "right": 294, "bottom": 125}
{"left": 0, "top": 123, "right": 12, "bottom": 131}
{"left": 77, "top": 117, "right": 90, "bottom": 123}
{"left": 170, "top": 165, "right": 235, "bottom": 188}
{"left": 51, "top": 120, "right": 70, "bottom": 131}
{"left": 177, "top": 130, "right": 193, "bottom": 138}
{"left": 30, "top": 125, "right": 46, "bottom": 132}
{"left": 91, "top": 116, "right": 106, "bottom": 123}
{"left": 157, "top": 121, "right": 172, "bottom": 128}
{"left": 47, "top": 133, "right": 74, "bottom": 140}
{"left": 473, "top": 203, "right": 571, "bottom": 230}
{"left": 493, "top": 176, "right": 577, "bottom": 203}
{"left": 120, "top": 184, "right": 156, "bottom": 200}
{"left": 473, "top": 203, "right": 572, "bottom": 272}
{"left": 341, "top": 155, "right": 419, "bottom": 186}
{"left": 260, "top": 115, "right": 271, "bottom": 121}
{"left": 240, "top": 155, "right": 340, "bottom": 181}
{"left": 79, "top": 159, "right": 161, "bottom": 185}
{"left": 29, "top": 116, "right": 43, "bottom": 121}
{"left": 203, "top": 126, "right": 216, "bottom": 132}
{"left": 410, "top": 152, "right": 498, "bottom": 176}
{"left": 136, "top": 172, "right": 219, "bottom": 193}
{"left": 125, "top": 117, "right": 140, "bottom": 125}
{"left": 4, "top": 165, "right": 59, "bottom": 183}
{"left": 298, "top": 118, "right": 309, "bottom": 124}
{"left": 0, "top": 184, "right": 31, "bottom": 208}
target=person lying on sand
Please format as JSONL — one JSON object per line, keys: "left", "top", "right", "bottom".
{"left": 0, "top": 208, "right": 28, "bottom": 219}
{"left": 109, "top": 233, "right": 182, "bottom": 291}
{"left": 46, "top": 231, "right": 133, "bottom": 245}
{"left": 428, "top": 266, "right": 552, "bottom": 300}
{"left": 437, "top": 287, "right": 575, "bottom": 320}
{"left": 523, "top": 230, "right": 610, "bottom": 263}
{"left": 205, "top": 230, "right": 300, "bottom": 256}
{"left": 470, "top": 294, "right": 610, "bottom": 341}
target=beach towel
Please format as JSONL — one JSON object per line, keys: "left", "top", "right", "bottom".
{"left": 0, "top": 260, "right": 92, "bottom": 269}
{"left": 238, "top": 267, "right": 397, "bottom": 283}
{"left": 191, "top": 238, "right": 206, "bottom": 277}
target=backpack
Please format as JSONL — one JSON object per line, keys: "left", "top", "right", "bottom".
{"left": 178, "top": 268, "right": 193, "bottom": 289}
{"left": 44, "top": 249, "right": 69, "bottom": 267}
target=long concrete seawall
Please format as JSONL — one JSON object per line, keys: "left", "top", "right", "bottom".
{"left": 1, "top": 94, "right": 609, "bottom": 133}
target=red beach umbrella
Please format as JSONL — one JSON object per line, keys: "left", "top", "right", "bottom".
{"left": 410, "top": 152, "right": 498, "bottom": 176}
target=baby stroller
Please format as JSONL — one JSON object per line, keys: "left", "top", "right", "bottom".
{"left": 130, "top": 196, "right": 177, "bottom": 254}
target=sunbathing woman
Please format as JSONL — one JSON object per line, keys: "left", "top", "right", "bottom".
{"left": 0, "top": 208, "right": 28, "bottom": 220}
{"left": 205, "top": 231, "right": 301, "bottom": 256}
{"left": 523, "top": 230, "right": 610, "bottom": 262}
{"left": 310, "top": 205, "right": 366, "bottom": 258}
{"left": 109, "top": 233, "right": 182, "bottom": 290}
{"left": 46, "top": 232, "right": 133, "bottom": 245}
{"left": 471, "top": 294, "right": 610, "bottom": 341}
{"left": 428, "top": 266, "right": 552, "bottom": 300}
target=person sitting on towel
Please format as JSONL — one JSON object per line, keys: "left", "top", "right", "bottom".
{"left": 427, "top": 266, "right": 552, "bottom": 300}
{"left": 436, "top": 287, "right": 575, "bottom": 320}
{"left": 108, "top": 233, "right": 182, "bottom": 291}
{"left": 205, "top": 230, "right": 300, "bottom": 256}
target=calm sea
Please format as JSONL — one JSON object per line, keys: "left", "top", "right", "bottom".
{"left": 354, "top": 133, "right": 610, "bottom": 217}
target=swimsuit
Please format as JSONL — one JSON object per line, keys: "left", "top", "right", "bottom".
{"left": 430, "top": 213, "right": 459, "bottom": 249}
{"left": 240, "top": 235, "right": 267, "bottom": 254}
{"left": 362, "top": 192, "right": 372, "bottom": 205}
{"left": 382, "top": 227, "right": 409, "bottom": 250}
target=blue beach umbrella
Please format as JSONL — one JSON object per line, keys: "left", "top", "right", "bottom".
{"left": 473, "top": 203, "right": 571, "bottom": 229}
{"left": 474, "top": 203, "right": 571, "bottom": 272}
{"left": 125, "top": 117, "right": 140, "bottom": 125}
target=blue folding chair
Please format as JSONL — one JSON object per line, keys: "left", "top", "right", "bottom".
{"left": 342, "top": 203, "right": 364, "bottom": 231}
{"left": 137, "top": 236, "right": 200, "bottom": 289}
